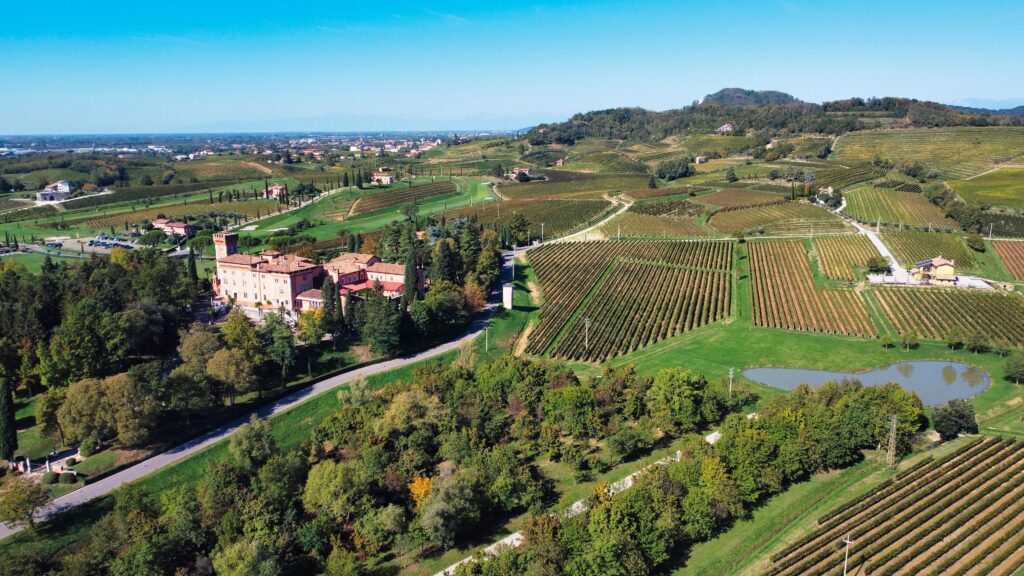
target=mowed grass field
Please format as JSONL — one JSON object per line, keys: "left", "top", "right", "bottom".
{"left": 832, "top": 127, "right": 1024, "bottom": 179}
{"left": 949, "top": 167, "right": 1024, "bottom": 209}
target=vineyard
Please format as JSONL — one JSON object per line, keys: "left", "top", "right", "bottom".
{"left": 813, "top": 164, "right": 886, "bottom": 190}
{"left": 813, "top": 234, "right": 881, "bottom": 281}
{"left": 844, "top": 188, "right": 958, "bottom": 231}
{"left": 526, "top": 240, "right": 732, "bottom": 359}
{"left": 767, "top": 437, "right": 1024, "bottom": 576}
{"left": 832, "top": 127, "right": 1024, "bottom": 179}
{"left": 708, "top": 203, "right": 850, "bottom": 236}
{"left": 446, "top": 198, "right": 613, "bottom": 240}
{"left": 350, "top": 181, "right": 457, "bottom": 215}
{"left": 748, "top": 241, "right": 876, "bottom": 337}
{"left": 630, "top": 199, "right": 705, "bottom": 217}
{"left": 980, "top": 212, "right": 1024, "bottom": 238}
{"left": 622, "top": 185, "right": 708, "bottom": 200}
{"left": 875, "top": 287, "right": 1024, "bottom": 346}
{"left": 949, "top": 167, "right": 1024, "bottom": 209}
{"left": 881, "top": 231, "right": 976, "bottom": 268}
{"left": 0, "top": 199, "right": 29, "bottom": 214}
{"left": 600, "top": 212, "right": 709, "bottom": 238}
{"left": 74, "top": 199, "right": 282, "bottom": 229}
{"left": 562, "top": 151, "right": 649, "bottom": 173}
{"left": 992, "top": 241, "right": 1024, "bottom": 280}
{"left": 697, "top": 188, "right": 784, "bottom": 209}
{"left": 1, "top": 205, "right": 59, "bottom": 223}
{"left": 500, "top": 173, "right": 650, "bottom": 200}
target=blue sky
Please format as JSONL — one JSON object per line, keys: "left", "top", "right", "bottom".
{"left": 2, "top": 0, "right": 1022, "bottom": 134}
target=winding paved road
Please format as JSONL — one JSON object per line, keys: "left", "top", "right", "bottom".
{"left": 0, "top": 254, "right": 514, "bottom": 542}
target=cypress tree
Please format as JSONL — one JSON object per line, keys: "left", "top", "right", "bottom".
{"left": 0, "top": 375, "right": 17, "bottom": 462}
{"left": 401, "top": 249, "right": 417, "bottom": 309}
{"left": 187, "top": 246, "right": 199, "bottom": 286}
{"left": 343, "top": 172, "right": 350, "bottom": 187}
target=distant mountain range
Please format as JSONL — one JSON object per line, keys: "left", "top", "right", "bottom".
{"left": 946, "top": 104, "right": 1024, "bottom": 118}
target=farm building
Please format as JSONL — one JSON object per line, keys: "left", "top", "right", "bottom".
{"left": 715, "top": 123, "right": 734, "bottom": 134}
{"left": 910, "top": 255, "right": 957, "bottom": 285}
{"left": 266, "top": 184, "right": 287, "bottom": 198}
{"left": 372, "top": 168, "right": 395, "bottom": 186}
{"left": 324, "top": 252, "right": 424, "bottom": 301}
{"left": 36, "top": 180, "right": 74, "bottom": 201}
{"left": 150, "top": 219, "right": 194, "bottom": 238}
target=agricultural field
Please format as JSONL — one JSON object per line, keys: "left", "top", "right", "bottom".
{"left": 748, "top": 240, "right": 876, "bottom": 337}
{"left": 980, "top": 211, "right": 1024, "bottom": 238}
{"left": 446, "top": 197, "right": 614, "bottom": 240}
{"left": 875, "top": 287, "right": 1024, "bottom": 346}
{"left": 0, "top": 205, "right": 58, "bottom": 223}
{"left": 630, "top": 199, "right": 706, "bottom": 217}
{"left": 698, "top": 188, "right": 784, "bottom": 209}
{"left": 812, "top": 164, "right": 886, "bottom": 190}
{"left": 881, "top": 231, "right": 976, "bottom": 268}
{"left": 499, "top": 172, "right": 650, "bottom": 200}
{"left": 600, "top": 211, "right": 709, "bottom": 238}
{"left": 813, "top": 234, "right": 881, "bottom": 281}
{"left": 708, "top": 202, "right": 850, "bottom": 236}
{"left": 832, "top": 127, "right": 1024, "bottom": 179}
{"left": 525, "top": 240, "right": 733, "bottom": 358}
{"left": 75, "top": 199, "right": 281, "bottom": 229}
{"left": 350, "top": 180, "right": 457, "bottom": 215}
{"left": 949, "top": 167, "right": 1024, "bottom": 209}
{"left": 767, "top": 437, "right": 1024, "bottom": 576}
{"left": 562, "top": 150, "right": 649, "bottom": 173}
{"left": 992, "top": 241, "right": 1024, "bottom": 280}
{"left": 549, "top": 259, "right": 731, "bottom": 361}
{"left": 679, "top": 133, "right": 760, "bottom": 157}
{"left": 621, "top": 185, "right": 708, "bottom": 200}
{"left": 844, "top": 187, "right": 959, "bottom": 231}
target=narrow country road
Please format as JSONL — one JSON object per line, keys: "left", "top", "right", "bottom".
{"left": 0, "top": 254, "right": 515, "bottom": 542}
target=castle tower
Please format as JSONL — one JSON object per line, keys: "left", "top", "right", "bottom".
{"left": 213, "top": 232, "right": 238, "bottom": 260}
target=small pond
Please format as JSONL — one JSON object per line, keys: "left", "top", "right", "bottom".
{"left": 742, "top": 361, "right": 989, "bottom": 406}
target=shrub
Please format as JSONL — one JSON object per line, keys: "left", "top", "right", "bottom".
{"left": 59, "top": 472, "right": 77, "bottom": 484}
{"left": 41, "top": 472, "right": 58, "bottom": 485}
{"left": 79, "top": 436, "right": 100, "bottom": 457}
{"left": 64, "top": 457, "right": 77, "bottom": 467}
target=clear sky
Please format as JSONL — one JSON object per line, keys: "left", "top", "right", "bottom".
{"left": 2, "top": 0, "right": 1022, "bottom": 134}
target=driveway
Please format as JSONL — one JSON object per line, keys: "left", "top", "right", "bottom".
{"left": 0, "top": 255, "right": 513, "bottom": 541}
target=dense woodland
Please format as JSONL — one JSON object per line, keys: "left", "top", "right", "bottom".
{"left": 0, "top": 214, "right": 501, "bottom": 467}
{"left": 451, "top": 381, "right": 924, "bottom": 576}
{"left": 528, "top": 93, "right": 1023, "bottom": 144}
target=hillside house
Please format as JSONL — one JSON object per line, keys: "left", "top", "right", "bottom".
{"left": 716, "top": 123, "right": 734, "bottom": 134}
{"left": 36, "top": 180, "right": 74, "bottom": 201}
{"left": 910, "top": 256, "right": 957, "bottom": 286}
{"left": 266, "top": 184, "right": 287, "bottom": 199}
{"left": 695, "top": 155, "right": 707, "bottom": 164}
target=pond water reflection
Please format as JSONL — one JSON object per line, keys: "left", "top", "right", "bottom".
{"left": 743, "top": 361, "right": 989, "bottom": 406}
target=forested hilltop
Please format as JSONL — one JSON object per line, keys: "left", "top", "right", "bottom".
{"left": 528, "top": 89, "right": 1024, "bottom": 143}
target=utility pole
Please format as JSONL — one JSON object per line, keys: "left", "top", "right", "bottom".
{"left": 485, "top": 322, "right": 489, "bottom": 352}
{"left": 541, "top": 222, "right": 545, "bottom": 243}
{"left": 728, "top": 367, "right": 734, "bottom": 399}
{"left": 989, "top": 222, "right": 994, "bottom": 240}
{"left": 584, "top": 317, "right": 591, "bottom": 352}
{"left": 886, "top": 414, "right": 898, "bottom": 470}
{"left": 842, "top": 533, "right": 854, "bottom": 576}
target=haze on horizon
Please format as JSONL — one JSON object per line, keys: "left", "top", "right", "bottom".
{"left": 2, "top": 0, "right": 1023, "bottom": 135}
